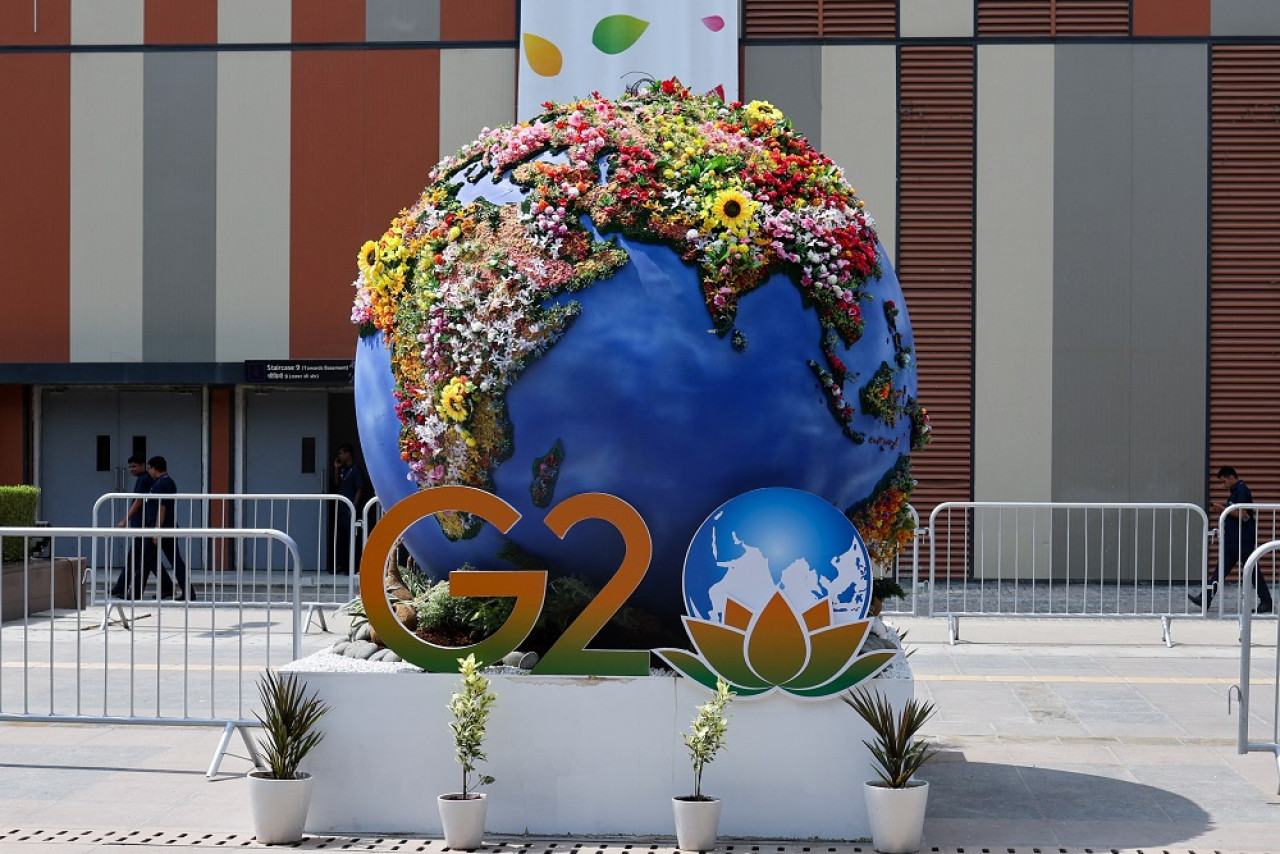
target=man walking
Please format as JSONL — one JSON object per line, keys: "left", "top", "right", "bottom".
{"left": 142, "top": 456, "right": 195, "bottom": 600}
{"left": 110, "top": 454, "right": 153, "bottom": 599}
{"left": 1191, "top": 466, "right": 1274, "bottom": 613}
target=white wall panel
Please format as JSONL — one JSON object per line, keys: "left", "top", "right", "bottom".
{"left": 974, "top": 45, "right": 1054, "bottom": 501}
{"left": 71, "top": 0, "right": 143, "bottom": 44}
{"left": 219, "top": 0, "right": 291, "bottom": 43}
{"left": 820, "top": 46, "right": 897, "bottom": 259}
{"left": 901, "top": 0, "right": 975, "bottom": 38}
{"left": 70, "top": 54, "right": 144, "bottom": 362}
{"left": 439, "top": 49, "right": 516, "bottom": 160}
{"left": 216, "top": 51, "right": 292, "bottom": 360}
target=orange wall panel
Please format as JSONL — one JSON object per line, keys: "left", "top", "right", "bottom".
{"left": 1134, "top": 0, "right": 1210, "bottom": 36}
{"left": 290, "top": 51, "right": 368, "bottom": 358}
{"left": 0, "top": 0, "right": 69, "bottom": 44}
{"left": 0, "top": 387, "right": 26, "bottom": 485}
{"left": 145, "top": 0, "right": 217, "bottom": 43}
{"left": 441, "top": 0, "right": 516, "bottom": 41}
{"left": 293, "top": 0, "right": 365, "bottom": 42}
{"left": 0, "top": 55, "right": 69, "bottom": 362}
{"left": 363, "top": 50, "right": 441, "bottom": 236}
{"left": 209, "top": 387, "right": 231, "bottom": 494}
{"left": 290, "top": 50, "right": 440, "bottom": 359}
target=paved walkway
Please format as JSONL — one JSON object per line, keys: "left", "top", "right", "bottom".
{"left": 0, "top": 616, "right": 1275, "bottom": 853}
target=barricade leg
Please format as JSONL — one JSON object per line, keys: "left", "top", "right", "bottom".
{"left": 304, "top": 603, "right": 328, "bottom": 633}
{"left": 1161, "top": 615, "right": 1172, "bottom": 647}
{"left": 207, "top": 721, "right": 264, "bottom": 778}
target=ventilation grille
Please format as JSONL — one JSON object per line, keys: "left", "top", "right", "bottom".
{"left": 897, "top": 46, "right": 977, "bottom": 578}
{"left": 977, "top": 0, "right": 1129, "bottom": 36}
{"left": 743, "top": 0, "right": 895, "bottom": 38}
{"left": 1210, "top": 45, "right": 1280, "bottom": 581}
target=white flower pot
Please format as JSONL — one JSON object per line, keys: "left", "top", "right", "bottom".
{"left": 438, "top": 792, "right": 488, "bottom": 850}
{"left": 863, "top": 780, "right": 928, "bottom": 854}
{"left": 247, "top": 770, "right": 314, "bottom": 845}
{"left": 672, "top": 796, "right": 722, "bottom": 851}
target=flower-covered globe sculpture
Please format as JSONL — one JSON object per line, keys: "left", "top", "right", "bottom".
{"left": 351, "top": 80, "right": 929, "bottom": 646}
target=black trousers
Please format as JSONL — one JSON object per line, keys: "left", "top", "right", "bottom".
{"left": 141, "top": 534, "right": 187, "bottom": 596}
{"left": 1216, "top": 525, "right": 1273, "bottom": 606}
{"left": 111, "top": 536, "right": 147, "bottom": 599}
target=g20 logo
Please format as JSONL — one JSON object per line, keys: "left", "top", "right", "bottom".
{"left": 360, "top": 486, "right": 897, "bottom": 698}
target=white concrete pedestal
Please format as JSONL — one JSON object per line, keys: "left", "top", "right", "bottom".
{"left": 294, "top": 665, "right": 912, "bottom": 840}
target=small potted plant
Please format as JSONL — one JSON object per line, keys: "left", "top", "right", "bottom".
{"left": 247, "top": 670, "right": 329, "bottom": 845}
{"left": 439, "top": 653, "right": 497, "bottom": 850}
{"left": 672, "top": 678, "right": 734, "bottom": 851}
{"left": 841, "top": 688, "right": 937, "bottom": 854}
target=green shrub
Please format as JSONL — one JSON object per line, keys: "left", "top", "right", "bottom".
{"left": 416, "top": 579, "right": 481, "bottom": 638}
{"left": 0, "top": 485, "right": 40, "bottom": 563}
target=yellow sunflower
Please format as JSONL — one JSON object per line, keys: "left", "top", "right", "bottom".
{"left": 437, "top": 376, "right": 473, "bottom": 422}
{"left": 357, "top": 240, "right": 379, "bottom": 274}
{"left": 707, "top": 188, "right": 757, "bottom": 234}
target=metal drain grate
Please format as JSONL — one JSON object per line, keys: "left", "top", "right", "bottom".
{"left": 0, "top": 832, "right": 1244, "bottom": 854}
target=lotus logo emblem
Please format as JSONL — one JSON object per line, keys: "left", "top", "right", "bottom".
{"left": 656, "top": 488, "right": 896, "bottom": 698}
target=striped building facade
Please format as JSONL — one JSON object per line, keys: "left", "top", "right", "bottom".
{"left": 2, "top": 0, "right": 1280, "bottom": 531}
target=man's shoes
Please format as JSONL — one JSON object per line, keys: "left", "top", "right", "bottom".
{"left": 1188, "top": 592, "right": 1203, "bottom": 607}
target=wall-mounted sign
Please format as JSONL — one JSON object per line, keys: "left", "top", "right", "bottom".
{"left": 244, "top": 360, "right": 353, "bottom": 384}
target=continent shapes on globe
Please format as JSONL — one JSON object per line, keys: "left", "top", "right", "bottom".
{"left": 350, "top": 79, "right": 930, "bottom": 638}
{"left": 687, "top": 487, "right": 872, "bottom": 625}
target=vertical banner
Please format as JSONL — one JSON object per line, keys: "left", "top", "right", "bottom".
{"left": 518, "top": 0, "right": 739, "bottom": 121}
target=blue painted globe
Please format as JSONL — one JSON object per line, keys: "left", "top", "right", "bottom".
{"left": 683, "top": 488, "right": 872, "bottom": 626}
{"left": 351, "top": 83, "right": 927, "bottom": 644}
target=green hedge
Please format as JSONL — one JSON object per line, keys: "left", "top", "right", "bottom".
{"left": 0, "top": 485, "right": 40, "bottom": 562}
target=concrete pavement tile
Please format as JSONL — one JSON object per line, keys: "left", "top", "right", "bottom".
{"left": 919, "top": 816, "right": 1058, "bottom": 846}
{"left": 1015, "top": 764, "right": 1184, "bottom": 822}
{"left": 1128, "top": 760, "right": 1256, "bottom": 784}
{"left": 918, "top": 761, "right": 1041, "bottom": 820}
{"left": 1040, "top": 817, "right": 1222, "bottom": 849}
{"left": 148, "top": 778, "right": 252, "bottom": 833}
{"left": 996, "top": 740, "right": 1121, "bottom": 765}
{"left": 16, "top": 795, "right": 173, "bottom": 830}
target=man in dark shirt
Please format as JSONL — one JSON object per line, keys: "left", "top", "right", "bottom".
{"left": 331, "top": 443, "right": 366, "bottom": 574}
{"left": 141, "top": 455, "right": 194, "bottom": 600}
{"left": 110, "top": 454, "right": 153, "bottom": 599}
{"left": 1190, "top": 466, "right": 1273, "bottom": 613}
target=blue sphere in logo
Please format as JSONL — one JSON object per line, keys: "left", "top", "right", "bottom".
{"left": 684, "top": 488, "right": 873, "bottom": 626}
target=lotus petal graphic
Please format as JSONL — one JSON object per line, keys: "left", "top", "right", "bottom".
{"left": 655, "top": 590, "right": 896, "bottom": 699}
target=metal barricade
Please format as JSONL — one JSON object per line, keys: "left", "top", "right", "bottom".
{"left": 928, "top": 502, "right": 1210, "bottom": 646}
{"left": 0, "top": 525, "right": 313, "bottom": 776}
{"left": 1214, "top": 505, "right": 1280, "bottom": 622}
{"left": 90, "top": 493, "right": 357, "bottom": 624}
{"left": 1234, "top": 540, "right": 1280, "bottom": 793}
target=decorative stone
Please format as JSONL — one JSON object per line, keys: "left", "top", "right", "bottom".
{"left": 344, "top": 640, "right": 380, "bottom": 659}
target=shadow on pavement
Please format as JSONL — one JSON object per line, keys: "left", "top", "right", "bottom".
{"left": 923, "top": 759, "right": 1210, "bottom": 847}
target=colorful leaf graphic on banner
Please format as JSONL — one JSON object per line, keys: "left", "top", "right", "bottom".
{"left": 523, "top": 32, "right": 563, "bottom": 77}
{"left": 592, "top": 14, "right": 649, "bottom": 55}
{"left": 701, "top": 15, "right": 725, "bottom": 32}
